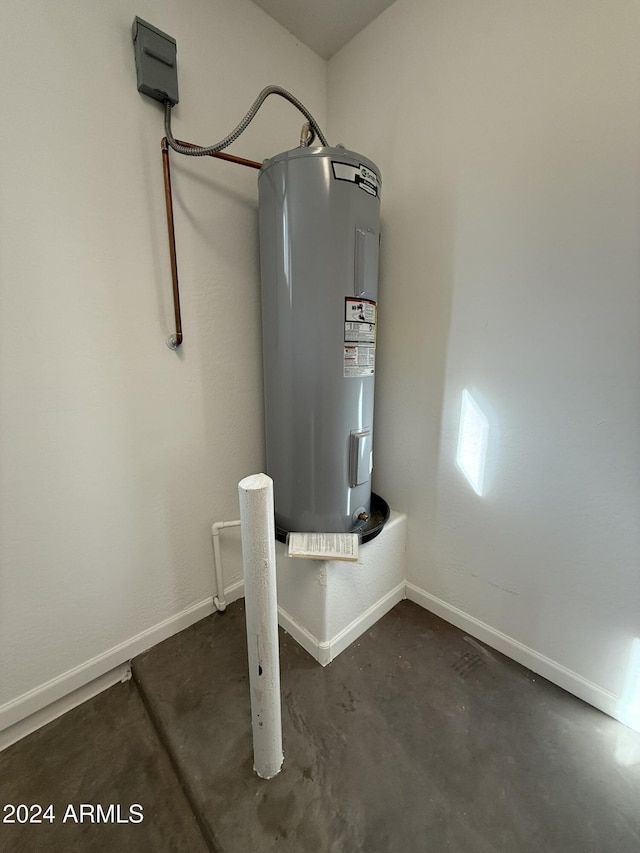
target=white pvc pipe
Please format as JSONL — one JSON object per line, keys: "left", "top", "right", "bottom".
{"left": 238, "top": 473, "right": 283, "bottom": 779}
{"left": 211, "top": 520, "right": 241, "bottom": 611}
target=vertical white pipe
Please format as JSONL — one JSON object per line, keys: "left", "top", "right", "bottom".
{"left": 211, "top": 519, "right": 241, "bottom": 611}
{"left": 238, "top": 473, "right": 283, "bottom": 779}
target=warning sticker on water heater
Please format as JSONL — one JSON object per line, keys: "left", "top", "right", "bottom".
{"left": 345, "top": 298, "right": 376, "bottom": 343}
{"left": 331, "top": 161, "right": 379, "bottom": 197}
{"left": 344, "top": 344, "right": 375, "bottom": 377}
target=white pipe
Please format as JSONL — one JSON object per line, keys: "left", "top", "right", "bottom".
{"left": 238, "top": 473, "right": 283, "bottom": 779}
{"left": 211, "top": 520, "right": 241, "bottom": 612}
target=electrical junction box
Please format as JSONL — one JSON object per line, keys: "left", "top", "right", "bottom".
{"left": 132, "top": 17, "right": 179, "bottom": 105}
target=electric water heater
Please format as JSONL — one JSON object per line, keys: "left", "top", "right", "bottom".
{"left": 258, "top": 146, "right": 381, "bottom": 535}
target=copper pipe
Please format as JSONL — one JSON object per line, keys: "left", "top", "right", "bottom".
{"left": 174, "top": 138, "right": 262, "bottom": 170}
{"left": 160, "top": 137, "right": 262, "bottom": 349}
{"left": 161, "top": 138, "right": 182, "bottom": 348}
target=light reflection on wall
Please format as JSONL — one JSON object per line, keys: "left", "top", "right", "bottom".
{"left": 616, "top": 638, "right": 640, "bottom": 734}
{"left": 456, "top": 389, "right": 489, "bottom": 496}
{"left": 615, "top": 638, "right": 640, "bottom": 765}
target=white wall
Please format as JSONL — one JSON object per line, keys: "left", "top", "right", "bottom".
{"left": 328, "top": 0, "right": 640, "bottom": 710}
{"left": 0, "top": 0, "right": 325, "bottom": 720}
{"left": 3, "top": 0, "right": 639, "bottom": 735}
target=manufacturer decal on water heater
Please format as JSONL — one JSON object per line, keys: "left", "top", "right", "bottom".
{"left": 344, "top": 298, "right": 376, "bottom": 377}
{"left": 331, "top": 161, "right": 379, "bottom": 197}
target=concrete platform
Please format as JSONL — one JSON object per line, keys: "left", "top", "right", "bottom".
{"left": 276, "top": 510, "right": 407, "bottom": 664}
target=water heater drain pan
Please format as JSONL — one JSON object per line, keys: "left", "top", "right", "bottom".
{"left": 275, "top": 493, "right": 390, "bottom": 546}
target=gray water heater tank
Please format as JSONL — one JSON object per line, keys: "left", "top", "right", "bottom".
{"left": 258, "top": 146, "right": 381, "bottom": 534}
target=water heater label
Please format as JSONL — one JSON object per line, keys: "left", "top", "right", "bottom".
{"left": 287, "top": 532, "right": 359, "bottom": 561}
{"left": 345, "top": 298, "right": 376, "bottom": 343}
{"left": 331, "top": 161, "right": 379, "bottom": 197}
{"left": 344, "top": 344, "right": 375, "bottom": 377}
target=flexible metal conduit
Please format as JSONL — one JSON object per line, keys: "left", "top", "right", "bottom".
{"left": 164, "top": 84, "right": 328, "bottom": 156}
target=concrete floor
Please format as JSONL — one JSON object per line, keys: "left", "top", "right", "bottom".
{"left": 1, "top": 600, "right": 639, "bottom": 852}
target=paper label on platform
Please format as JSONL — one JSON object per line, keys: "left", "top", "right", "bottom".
{"left": 287, "top": 532, "right": 359, "bottom": 561}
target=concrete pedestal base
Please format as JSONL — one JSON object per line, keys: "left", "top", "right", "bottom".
{"left": 275, "top": 510, "right": 407, "bottom": 665}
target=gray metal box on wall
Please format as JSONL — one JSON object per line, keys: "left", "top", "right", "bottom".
{"left": 132, "top": 17, "right": 179, "bottom": 105}
{"left": 258, "top": 146, "right": 381, "bottom": 534}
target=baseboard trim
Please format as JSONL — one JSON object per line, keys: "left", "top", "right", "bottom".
{"left": 4, "top": 577, "right": 624, "bottom": 751}
{"left": 278, "top": 582, "right": 407, "bottom": 667}
{"left": 277, "top": 607, "right": 328, "bottom": 664}
{"left": 0, "top": 664, "right": 132, "bottom": 753}
{"left": 324, "top": 582, "right": 407, "bottom": 665}
{"left": 220, "top": 579, "right": 245, "bottom": 608}
{"left": 0, "top": 596, "right": 218, "bottom": 739}
{"left": 405, "top": 582, "right": 619, "bottom": 720}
